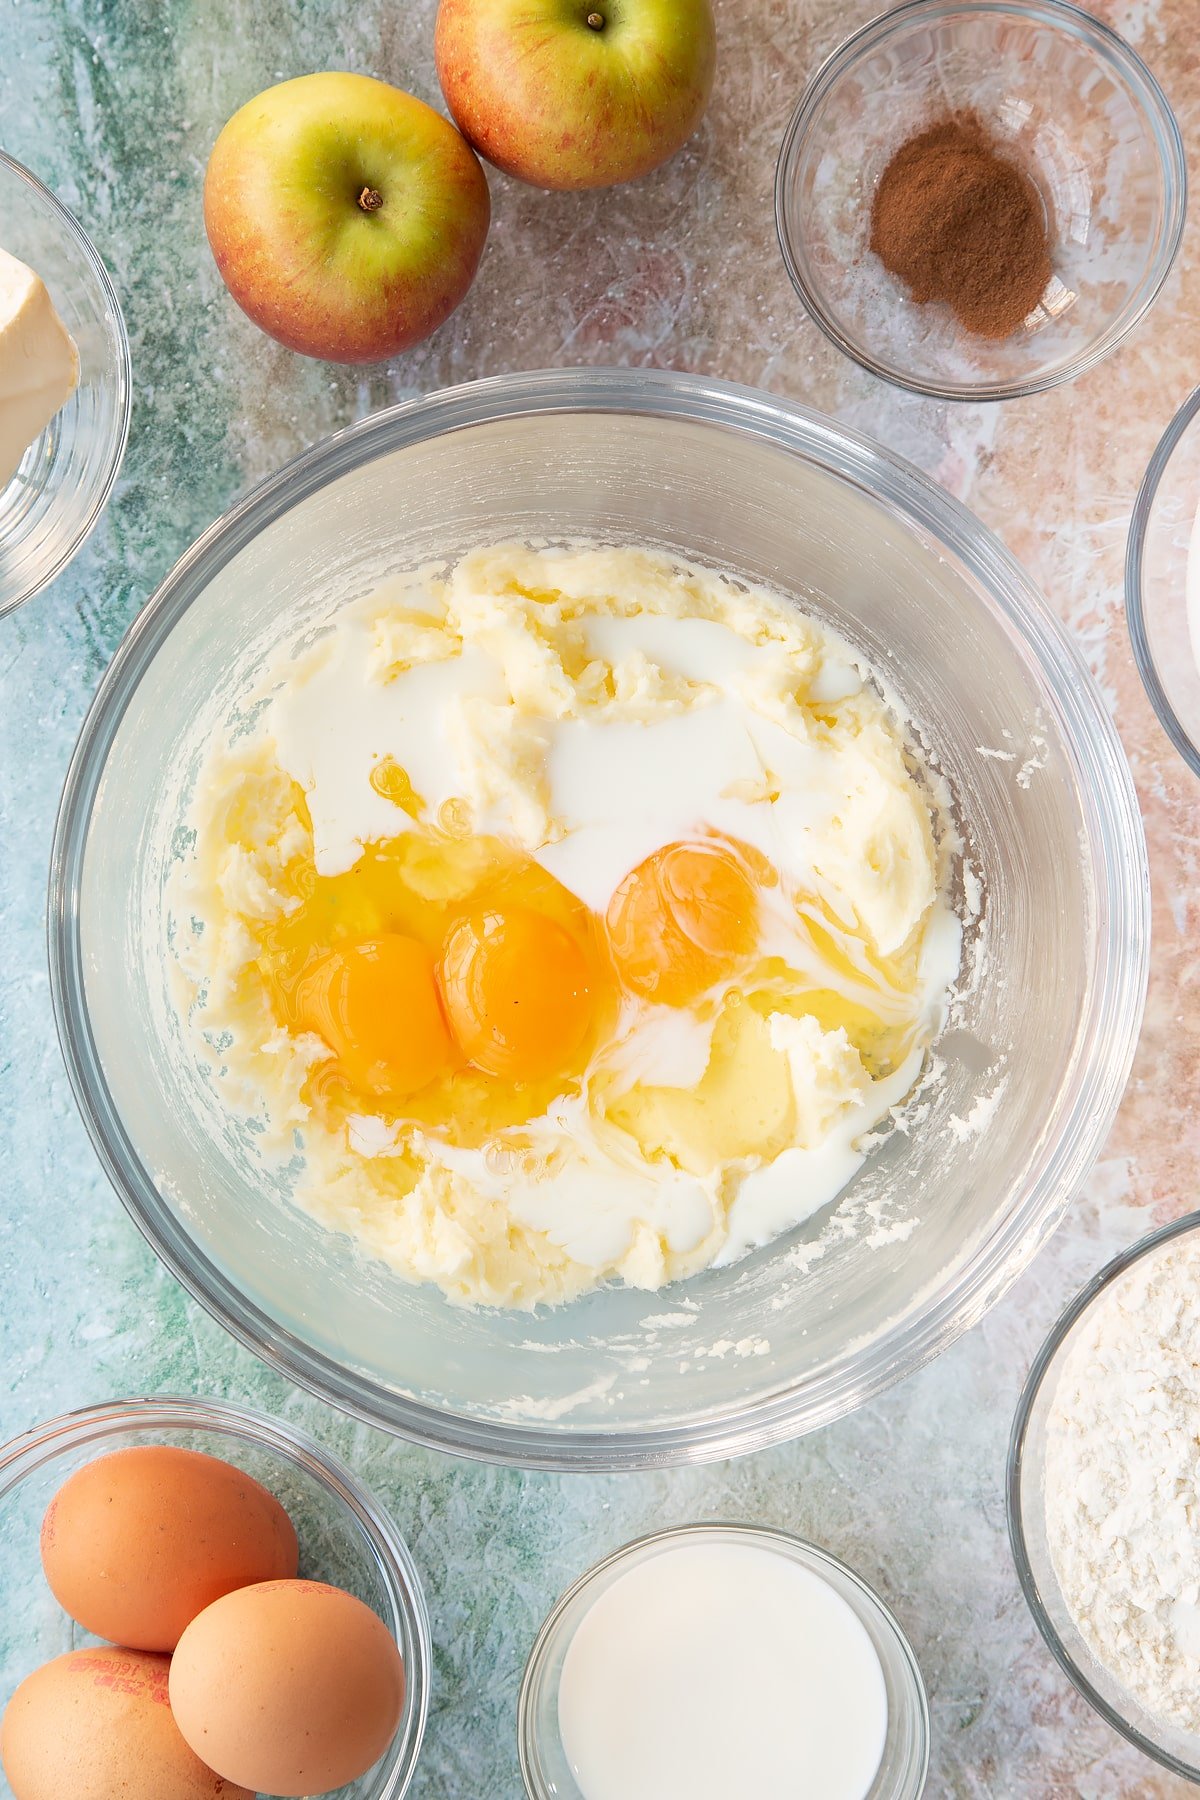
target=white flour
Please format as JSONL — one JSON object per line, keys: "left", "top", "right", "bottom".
{"left": 1044, "top": 1235, "right": 1200, "bottom": 1734}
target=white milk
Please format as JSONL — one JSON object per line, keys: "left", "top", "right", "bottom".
{"left": 557, "top": 1540, "right": 889, "bottom": 1800}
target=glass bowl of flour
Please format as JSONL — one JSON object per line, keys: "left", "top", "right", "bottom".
{"left": 49, "top": 368, "right": 1149, "bottom": 1470}
{"left": 1008, "top": 1212, "right": 1200, "bottom": 1780}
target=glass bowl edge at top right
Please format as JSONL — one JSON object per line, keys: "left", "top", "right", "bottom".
{"left": 1126, "top": 385, "right": 1200, "bottom": 779}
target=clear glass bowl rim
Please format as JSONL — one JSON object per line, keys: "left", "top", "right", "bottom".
{"left": 516, "top": 1520, "right": 931, "bottom": 1800}
{"left": 0, "top": 1392, "right": 432, "bottom": 1799}
{"left": 773, "top": 0, "right": 1188, "bottom": 403}
{"left": 0, "top": 148, "right": 132, "bottom": 618}
{"left": 1006, "top": 1209, "right": 1200, "bottom": 1780}
{"left": 47, "top": 366, "right": 1151, "bottom": 1471}
{"left": 1124, "top": 383, "right": 1200, "bottom": 779}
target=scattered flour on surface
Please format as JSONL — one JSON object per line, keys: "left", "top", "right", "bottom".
{"left": 493, "top": 1374, "right": 617, "bottom": 1422}
{"left": 1016, "top": 733, "right": 1049, "bottom": 789}
{"left": 946, "top": 1077, "right": 1009, "bottom": 1144}
{"left": 700, "top": 1337, "right": 771, "bottom": 1360}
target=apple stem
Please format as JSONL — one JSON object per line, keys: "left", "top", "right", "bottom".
{"left": 586, "top": 9, "right": 605, "bottom": 27}
{"left": 358, "top": 186, "right": 384, "bottom": 213}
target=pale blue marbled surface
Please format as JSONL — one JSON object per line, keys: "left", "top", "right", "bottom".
{"left": 1, "top": 1, "right": 1197, "bottom": 1794}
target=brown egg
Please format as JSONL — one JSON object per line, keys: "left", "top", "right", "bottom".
{"left": 170, "top": 1579, "right": 405, "bottom": 1796}
{"left": 41, "top": 1444, "right": 299, "bottom": 1651}
{"left": 0, "top": 1646, "right": 254, "bottom": 1800}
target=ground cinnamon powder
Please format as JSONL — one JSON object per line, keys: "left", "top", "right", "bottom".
{"left": 869, "top": 114, "right": 1052, "bottom": 340}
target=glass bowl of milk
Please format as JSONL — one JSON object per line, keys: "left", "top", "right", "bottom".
{"left": 1127, "top": 387, "right": 1200, "bottom": 778}
{"left": 518, "top": 1522, "right": 929, "bottom": 1800}
{"left": 0, "top": 150, "right": 131, "bottom": 618}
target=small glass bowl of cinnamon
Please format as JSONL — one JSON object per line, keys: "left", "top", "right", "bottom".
{"left": 775, "top": 0, "right": 1186, "bottom": 401}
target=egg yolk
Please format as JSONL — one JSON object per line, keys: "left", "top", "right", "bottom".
{"left": 296, "top": 934, "right": 453, "bottom": 1098}
{"left": 438, "top": 906, "right": 594, "bottom": 1081}
{"left": 606, "top": 839, "right": 761, "bottom": 1006}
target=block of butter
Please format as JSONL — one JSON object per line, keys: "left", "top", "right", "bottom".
{"left": 0, "top": 246, "right": 80, "bottom": 490}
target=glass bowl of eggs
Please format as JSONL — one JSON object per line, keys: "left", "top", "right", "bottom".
{"left": 49, "top": 367, "right": 1149, "bottom": 1469}
{"left": 0, "top": 1395, "right": 430, "bottom": 1799}
{"left": 775, "top": 0, "right": 1186, "bottom": 400}
{"left": 0, "top": 150, "right": 131, "bottom": 616}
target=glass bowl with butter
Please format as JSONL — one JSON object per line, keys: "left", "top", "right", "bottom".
{"left": 0, "top": 150, "right": 131, "bottom": 617}
{"left": 49, "top": 368, "right": 1149, "bottom": 1470}
{"left": 0, "top": 1395, "right": 430, "bottom": 1800}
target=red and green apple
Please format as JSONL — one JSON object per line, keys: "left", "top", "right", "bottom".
{"left": 204, "top": 72, "right": 491, "bottom": 363}
{"left": 435, "top": 0, "right": 717, "bottom": 191}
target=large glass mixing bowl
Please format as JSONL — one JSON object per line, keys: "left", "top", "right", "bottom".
{"left": 49, "top": 370, "right": 1149, "bottom": 1470}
